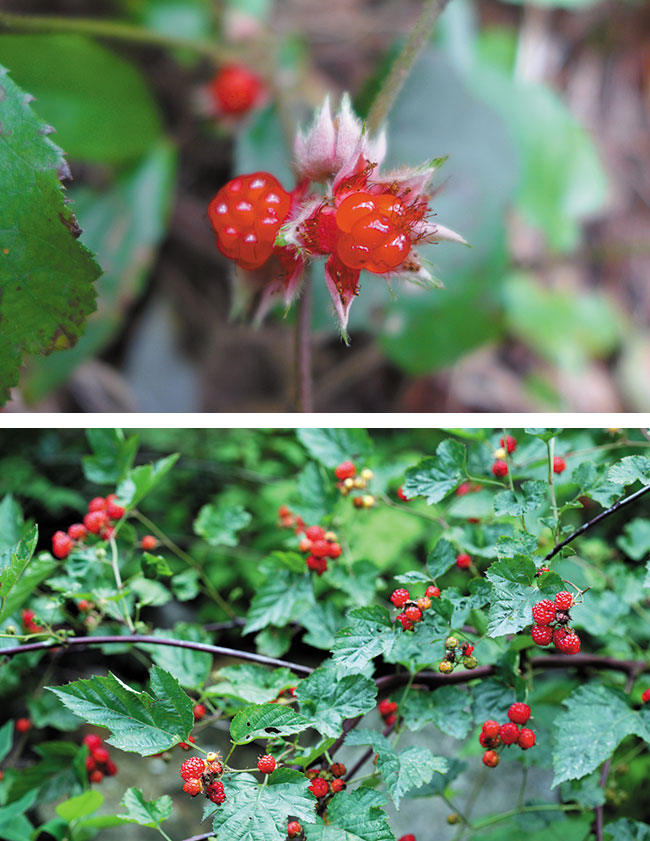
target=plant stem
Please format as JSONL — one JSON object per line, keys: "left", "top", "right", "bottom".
{"left": 547, "top": 438, "right": 560, "bottom": 542}
{"left": 295, "top": 271, "right": 313, "bottom": 413}
{"left": 469, "top": 803, "right": 580, "bottom": 831}
{"left": 366, "top": 0, "right": 452, "bottom": 135}
{"left": 109, "top": 535, "right": 135, "bottom": 632}
{"left": 0, "top": 11, "right": 231, "bottom": 63}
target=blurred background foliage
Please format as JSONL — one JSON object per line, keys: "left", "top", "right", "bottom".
{"left": 2, "top": 0, "right": 649, "bottom": 411}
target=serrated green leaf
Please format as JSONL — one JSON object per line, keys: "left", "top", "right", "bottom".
{"left": 496, "top": 533, "right": 540, "bottom": 559}
{"left": 304, "top": 789, "right": 394, "bottom": 841}
{"left": 28, "top": 693, "right": 82, "bottom": 732}
{"left": 604, "top": 820, "right": 650, "bottom": 841}
{"left": 118, "top": 788, "right": 172, "bottom": 827}
{"left": 130, "top": 577, "right": 171, "bottom": 607}
{"left": 301, "top": 601, "right": 347, "bottom": 650}
{"left": 194, "top": 501, "right": 252, "bottom": 547}
{"left": 0, "top": 525, "right": 54, "bottom": 625}
{"left": 403, "top": 440, "right": 467, "bottom": 503}
{"left": 297, "top": 662, "right": 376, "bottom": 738}
{"left": 571, "top": 461, "right": 621, "bottom": 508}
{"left": 427, "top": 538, "right": 457, "bottom": 579}
{"left": 137, "top": 623, "right": 212, "bottom": 689}
{"left": 116, "top": 453, "right": 179, "bottom": 508}
{"left": 401, "top": 685, "right": 472, "bottom": 739}
{"left": 230, "top": 704, "right": 312, "bottom": 744}
{"left": 55, "top": 790, "right": 103, "bottom": 821}
{"left": 559, "top": 772, "right": 605, "bottom": 808}
{"left": 494, "top": 480, "right": 547, "bottom": 517}
{"left": 470, "top": 678, "right": 515, "bottom": 724}
{"left": 327, "top": 559, "right": 381, "bottom": 605}
{"left": 0, "top": 720, "right": 13, "bottom": 763}
{"left": 141, "top": 552, "right": 172, "bottom": 579}
{"left": 206, "top": 663, "right": 298, "bottom": 705}
{"left": 0, "top": 494, "right": 26, "bottom": 553}
{"left": 82, "top": 429, "right": 139, "bottom": 485}
{"left": 292, "top": 461, "right": 339, "bottom": 523}
{"left": 485, "top": 554, "right": 538, "bottom": 636}
{"left": 244, "top": 563, "right": 314, "bottom": 634}
{"left": 608, "top": 456, "right": 650, "bottom": 486}
{"left": 7, "top": 742, "right": 85, "bottom": 805}
{"left": 171, "top": 568, "right": 200, "bottom": 602}
{"left": 332, "top": 605, "right": 396, "bottom": 673}
{"left": 296, "top": 428, "right": 373, "bottom": 469}
{"left": 47, "top": 666, "right": 193, "bottom": 755}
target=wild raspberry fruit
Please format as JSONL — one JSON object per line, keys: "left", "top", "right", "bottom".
{"left": 210, "top": 63, "right": 263, "bottom": 115}
{"left": 556, "top": 631, "right": 581, "bottom": 655}
{"left": 288, "top": 822, "right": 303, "bottom": 838}
{"left": 518, "top": 728, "right": 536, "bottom": 750}
{"left": 397, "top": 486, "right": 409, "bottom": 501}
{"left": 206, "top": 751, "right": 220, "bottom": 763}
{"left": 305, "top": 525, "right": 325, "bottom": 541}
{"left": 379, "top": 699, "right": 398, "bottom": 716}
{"left": 298, "top": 537, "right": 312, "bottom": 553}
{"left": 481, "top": 720, "right": 500, "bottom": 739}
{"left": 398, "top": 836, "right": 416, "bottom": 841}
{"left": 438, "top": 660, "right": 453, "bottom": 674}
{"left": 206, "top": 762, "right": 223, "bottom": 776}
{"left": 461, "top": 642, "right": 474, "bottom": 656}
{"left": 463, "top": 655, "right": 478, "bottom": 669}
{"left": 552, "top": 627, "right": 568, "bottom": 648}
{"left": 180, "top": 756, "right": 207, "bottom": 781}
{"left": 207, "top": 780, "right": 226, "bottom": 804}
{"left": 390, "top": 588, "right": 410, "bottom": 608}
{"left": 479, "top": 732, "right": 499, "bottom": 748}
{"left": 499, "top": 723, "right": 520, "bottom": 745}
{"left": 535, "top": 566, "right": 550, "bottom": 577}
{"left": 335, "top": 461, "right": 356, "bottom": 480}
{"left": 397, "top": 613, "right": 414, "bottom": 631}
{"left": 553, "top": 456, "right": 566, "bottom": 474}
{"left": 508, "top": 703, "right": 531, "bottom": 725}
{"left": 642, "top": 689, "right": 650, "bottom": 703}
{"left": 384, "top": 713, "right": 396, "bottom": 726}
{"left": 83, "top": 733, "right": 102, "bottom": 750}
{"left": 532, "top": 600, "right": 557, "bottom": 625}
{"left": 306, "top": 555, "right": 328, "bottom": 575}
{"left": 404, "top": 605, "right": 422, "bottom": 622}
{"left": 257, "top": 755, "right": 276, "bottom": 774}
{"left": 311, "top": 539, "right": 331, "bottom": 558}
{"left": 416, "top": 596, "right": 431, "bottom": 611}
{"left": 309, "top": 777, "right": 329, "bottom": 798}
{"left": 52, "top": 530, "right": 73, "bottom": 559}
{"left": 106, "top": 500, "right": 126, "bottom": 520}
{"left": 193, "top": 704, "right": 207, "bottom": 721}
{"left": 328, "top": 542, "right": 342, "bottom": 559}
{"left": 85, "top": 756, "right": 96, "bottom": 771}
{"left": 68, "top": 523, "right": 87, "bottom": 541}
{"left": 330, "top": 778, "right": 346, "bottom": 792}
{"left": 84, "top": 511, "right": 107, "bottom": 534}
{"left": 105, "top": 760, "right": 118, "bottom": 776}
{"left": 93, "top": 746, "right": 110, "bottom": 764}
{"left": 492, "top": 460, "right": 508, "bottom": 477}
{"left": 456, "top": 553, "right": 471, "bottom": 569}
{"left": 16, "top": 717, "right": 31, "bottom": 733}
{"left": 500, "top": 435, "right": 517, "bottom": 454}
{"left": 88, "top": 497, "right": 106, "bottom": 512}
{"left": 184, "top": 777, "right": 203, "bottom": 796}
{"left": 425, "top": 585, "right": 440, "bottom": 598}
{"left": 141, "top": 535, "right": 157, "bottom": 550}
{"left": 531, "top": 624, "right": 553, "bottom": 646}
{"left": 209, "top": 172, "right": 292, "bottom": 270}
{"left": 330, "top": 762, "right": 346, "bottom": 777}
{"left": 89, "top": 769, "right": 104, "bottom": 783}
{"left": 483, "top": 750, "right": 499, "bottom": 767}
{"left": 554, "top": 591, "right": 573, "bottom": 611}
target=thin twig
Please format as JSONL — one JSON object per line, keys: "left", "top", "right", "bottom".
{"left": 295, "top": 271, "right": 313, "bottom": 413}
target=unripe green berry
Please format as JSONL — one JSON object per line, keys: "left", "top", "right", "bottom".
{"left": 96, "top": 548, "right": 106, "bottom": 560}
{"left": 447, "top": 814, "right": 460, "bottom": 825}
{"left": 5, "top": 625, "right": 17, "bottom": 635}
{"left": 445, "top": 636, "right": 458, "bottom": 650}
{"left": 438, "top": 660, "right": 453, "bottom": 674}
{"left": 463, "top": 655, "right": 478, "bottom": 669}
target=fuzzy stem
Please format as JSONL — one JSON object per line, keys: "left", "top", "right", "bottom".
{"left": 295, "top": 271, "right": 314, "bottom": 413}
{"left": 366, "top": 0, "right": 452, "bottom": 135}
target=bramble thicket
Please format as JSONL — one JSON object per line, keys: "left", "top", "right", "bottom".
{"left": 1, "top": 427, "right": 650, "bottom": 840}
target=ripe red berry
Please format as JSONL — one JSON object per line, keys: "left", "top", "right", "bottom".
{"left": 556, "top": 631, "right": 581, "bottom": 655}
{"left": 397, "top": 613, "right": 414, "bottom": 631}
{"left": 328, "top": 542, "right": 342, "bottom": 559}
{"left": 85, "top": 756, "right": 96, "bottom": 771}
{"left": 553, "top": 456, "right": 566, "bottom": 474}
{"left": 552, "top": 627, "right": 568, "bottom": 648}
{"left": 93, "top": 746, "right": 110, "bottom": 764}
{"left": 83, "top": 511, "right": 107, "bottom": 534}
{"left": 461, "top": 642, "right": 474, "bottom": 656}
{"left": 330, "top": 762, "right": 346, "bottom": 777}
{"left": 88, "top": 497, "right": 106, "bottom": 512}
{"left": 306, "top": 555, "right": 328, "bottom": 575}
{"left": 68, "top": 523, "right": 87, "bottom": 541}
{"left": 310, "top": 539, "right": 331, "bottom": 558}
{"left": 379, "top": 699, "right": 398, "bottom": 716}
{"left": 288, "top": 822, "right": 303, "bottom": 838}
{"left": 16, "top": 717, "right": 31, "bottom": 733}
{"left": 390, "top": 588, "right": 410, "bottom": 608}
{"left": 180, "top": 756, "right": 207, "bottom": 781}
{"left": 404, "top": 605, "right": 422, "bottom": 622}
{"left": 491, "top": 460, "right": 508, "bottom": 477}
{"left": 89, "top": 769, "right": 104, "bottom": 783}
{"left": 141, "top": 535, "right": 157, "bottom": 550}
{"left": 335, "top": 461, "right": 356, "bottom": 480}
{"left": 105, "top": 759, "right": 118, "bottom": 776}
{"left": 106, "top": 500, "right": 126, "bottom": 520}
{"left": 499, "top": 723, "right": 520, "bottom": 745}
{"left": 207, "top": 780, "right": 226, "bottom": 803}
{"left": 193, "top": 704, "right": 207, "bottom": 721}
{"left": 500, "top": 435, "right": 517, "bottom": 454}
{"left": 642, "top": 689, "right": 650, "bottom": 703}
{"left": 257, "top": 755, "right": 276, "bottom": 774}
{"left": 305, "top": 525, "right": 325, "bottom": 541}
{"left": 554, "top": 591, "right": 573, "bottom": 611}
{"left": 52, "top": 530, "right": 73, "bottom": 559}
{"left": 482, "top": 750, "right": 499, "bottom": 767}
{"left": 479, "top": 731, "right": 500, "bottom": 748}
{"left": 518, "top": 728, "right": 536, "bottom": 750}
{"left": 206, "top": 761, "right": 223, "bottom": 776}
{"left": 210, "top": 63, "right": 263, "bottom": 115}
{"left": 209, "top": 172, "right": 291, "bottom": 270}
{"left": 83, "top": 733, "right": 103, "bottom": 750}
{"left": 507, "top": 703, "right": 531, "bottom": 725}
{"left": 385, "top": 713, "right": 397, "bottom": 726}
{"left": 425, "top": 585, "right": 440, "bottom": 598}
{"left": 397, "top": 486, "right": 409, "bottom": 501}
{"left": 535, "top": 566, "right": 550, "bottom": 577}
{"left": 309, "top": 777, "right": 329, "bottom": 798}
{"left": 481, "top": 720, "right": 500, "bottom": 739}
{"left": 330, "top": 778, "right": 346, "bottom": 792}
{"left": 532, "top": 600, "right": 557, "bottom": 625}
{"left": 531, "top": 624, "right": 553, "bottom": 646}
{"left": 456, "top": 553, "right": 471, "bottom": 570}
{"left": 398, "top": 836, "right": 416, "bottom": 841}
{"left": 183, "top": 778, "right": 203, "bottom": 796}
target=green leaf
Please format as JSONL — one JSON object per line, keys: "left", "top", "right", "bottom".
{"left": 608, "top": 456, "right": 650, "bottom": 487}
{"left": 332, "top": 605, "right": 396, "bottom": 673}
{"left": 206, "top": 663, "right": 298, "bottom": 705}
{"left": 304, "top": 789, "right": 394, "bottom": 841}
{"left": 130, "top": 577, "right": 171, "bottom": 607}
{"left": 171, "top": 568, "right": 200, "bottom": 602}
{"left": 28, "top": 693, "right": 82, "bottom": 732}
{"left": 297, "top": 662, "right": 377, "bottom": 738}
{"left": 194, "top": 501, "right": 252, "bottom": 547}
{"left": 118, "top": 788, "right": 172, "bottom": 828}
{"left": 116, "top": 453, "right": 179, "bottom": 508}
{"left": 296, "top": 428, "right": 373, "bottom": 469}
{"left": 141, "top": 552, "right": 173, "bottom": 579}
{"left": 559, "top": 772, "right": 605, "bottom": 808}
{"left": 572, "top": 461, "right": 621, "bottom": 508}
{"left": 604, "top": 820, "right": 650, "bottom": 841}
{"left": 346, "top": 729, "right": 447, "bottom": 808}
{"left": 47, "top": 666, "right": 194, "bottom": 755}
{"left": 552, "top": 684, "right": 650, "bottom": 787}
{"left": 0, "top": 65, "right": 100, "bottom": 399}
{"left": 427, "top": 538, "right": 457, "bottom": 579}
{"left": 0, "top": 35, "right": 162, "bottom": 164}
{"left": 0, "top": 494, "right": 26, "bottom": 553}
{"left": 403, "top": 440, "right": 466, "bottom": 503}
{"left": 485, "top": 554, "right": 539, "bottom": 636}
{"left": 55, "top": 790, "right": 103, "bottom": 821}
{"left": 7, "top": 742, "right": 85, "bottom": 805}
{"left": 230, "top": 704, "right": 312, "bottom": 744}
{"left": 401, "top": 685, "right": 472, "bottom": 739}
{"left": 244, "top": 563, "right": 313, "bottom": 634}
{"left": 326, "top": 559, "right": 381, "bottom": 605}
{"left": 293, "top": 462, "right": 339, "bottom": 523}
{"left": 82, "top": 429, "right": 139, "bottom": 485}
{"left": 137, "top": 623, "right": 212, "bottom": 689}
{"left": 0, "top": 720, "right": 13, "bottom": 762}
{"left": 494, "top": 480, "right": 547, "bottom": 517}
{"left": 301, "top": 601, "right": 348, "bottom": 650}
{"left": 0, "top": 526, "right": 53, "bottom": 625}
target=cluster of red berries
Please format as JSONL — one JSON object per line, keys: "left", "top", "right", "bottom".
{"left": 306, "top": 763, "right": 346, "bottom": 800}
{"left": 378, "top": 698, "right": 398, "bottom": 727}
{"left": 297, "top": 525, "right": 341, "bottom": 576}
{"left": 491, "top": 435, "right": 517, "bottom": 477}
{"left": 278, "top": 505, "right": 306, "bottom": 534}
{"left": 51, "top": 494, "right": 127, "bottom": 559}
{"left": 83, "top": 733, "right": 118, "bottom": 783}
{"left": 334, "top": 461, "right": 376, "bottom": 508}
{"left": 21, "top": 609, "right": 44, "bottom": 634}
{"left": 479, "top": 703, "right": 536, "bottom": 768}
{"left": 530, "top": 592, "right": 581, "bottom": 655}
{"left": 180, "top": 753, "right": 225, "bottom": 803}
{"left": 208, "top": 63, "right": 264, "bottom": 117}
{"left": 438, "top": 636, "right": 477, "bottom": 674}
{"left": 390, "top": 586, "right": 440, "bottom": 631}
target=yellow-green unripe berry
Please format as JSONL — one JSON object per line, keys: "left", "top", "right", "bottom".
{"left": 438, "top": 660, "right": 453, "bottom": 674}
{"left": 463, "top": 655, "right": 478, "bottom": 669}
{"left": 445, "top": 636, "right": 458, "bottom": 650}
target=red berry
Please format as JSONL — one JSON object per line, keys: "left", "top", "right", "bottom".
{"left": 396, "top": 613, "right": 414, "bottom": 631}
{"left": 309, "top": 777, "right": 329, "bottom": 798}
{"left": 328, "top": 542, "right": 342, "bottom": 559}
{"left": 334, "top": 461, "right": 356, "bottom": 480}
{"left": 21, "top": 609, "right": 35, "bottom": 624}
{"left": 398, "top": 836, "right": 416, "bottom": 841}
{"left": 518, "top": 728, "right": 536, "bottom": 750}
{"left": 385, "top": 713, "right": 397, "bottom": 726}
{"left": 88, "top": 497, "right": 106, "bottom": 512}
{"left": 552, "top": 627, "right": 568, "bottom": 648}
{"left": 481, "top": 720, "right": 500, "bottom": 739}
{"left": 390, "top": 588, "right": 410, "bottom": 608}
{"left": 532, "top": 600, "right": 557, "bottom": 625}
{"left": 425, "top": 585, "right": 440, "bottom": 598}
{"left": 397, "top": 486, "right": 409, "bottom": 501}
{"left": 16, "top": 717, "right": 31, "bottom": 733}
{"left": 105, "top": 759, "right": 118, "bottom": 776}
{"left": 330, "top": 762, "right": 346, "bottom": 777}
{"left": 207, "top": 784, "right": 226, "bottom": 804}
{"left": 84, "top": 511, "right": 107, "bottom": 534}
{"left": 479, "top": 731, "right": 500, "bottom": 748}
{"left": 180, "top": 756, "right": 207, "bottom": 781}
{"left": 85, "top": 756, "right": 96, "bottom": 771}
{"left": 554, "top": 591, "right": 573, "bottom": 611}
{"left": 500, "top": 435, "right": 517, "bottom": 454}
{"left": 288, "top": 822, "right": 303, "bottom": 838}
{"left": 556, "top": 631, "right": 581, "bottom": 655}
{"left": 461, "top": 642, "right": 474, "bottom": 656}
{"left": 483, "top": 750, "right": 499, "bottom": 767}
{"left": 83, "top": 733, "right": 102, "bottom": 750}
{"left": 508, "top": 703, "right": 531, "bottom": 725}
{"left": 642, "top": 689, "right": 650, "bottom": 703}
{"left": 210, "top": 63, "right": 263, "bottom": 115}
{"left": 305, "top": 526, "right": 325, "bottom": 541}
{"left": 298, "top": 537, "right": 312, "bottom": 553}
{"left": 68, "top": 523, "right": 87, "bottom": 541}
{"left": 456, "top": 553, "right": 471, "bottom": 569}
{"left": 491, "top": 460, "right": 508, "bottom": 477}
{"left": 310, "top": 539, "right": 331, "bottom": 558}
{"left": 499, "top": 723, "right": 520, "bottom": 745}
{"left": 330, "top": 778, "right": 345, "bottom": 792}
{"left": 92, "top": 746, "right": 110, "bottom": 764}
{"left": 209, "top": 172, "right": 292, "bottom": 270}
{"left": 183, "top": 778, "right": 203, "bottom": 796}
{"left": 305, "top": 555, "right": 328, "bottom": 575}
{"left": 257, "top": 754, "right": 276, "bottom": 774}
{"left": 52, "top": 530, "right": 73, "bottom": 559}
{"left": 379, "top": 699, "right": 398, "bottom": 716}
{"left": 141, "top": 535, "right": 157, "bottom": 550}
{"left": 403, "top": 605, "right": 422, "bottom": 622}
{"left": 106, "top": 500, "right": 126, "bottom": 520}
{"left": 89, "top": 769, "right": 103, "bottom": 783}
{"left": 206, "top": 761, "right": 223, "bottom": 775}
{"left": 535, "top": 566, "right": 550, "bottom": 577}
{"left": 193, "top": 704, "right": 207, "bottom": 721}
{"left": 553, "top": 456, "right": 566, "bottom": 474}
{"left": 531, "top": 625, "right": 553, "bottom": 646}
